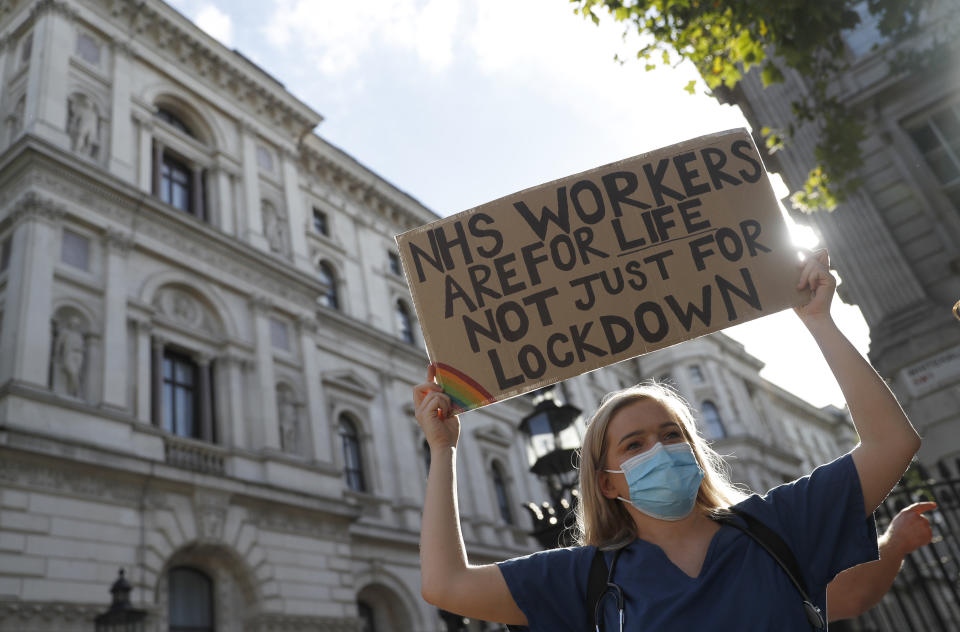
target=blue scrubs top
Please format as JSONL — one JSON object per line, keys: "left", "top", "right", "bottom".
{"left": 498, "top": 454, "right": 878, "bottom": 631}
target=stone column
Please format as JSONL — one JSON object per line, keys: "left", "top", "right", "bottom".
{"left": 151, "top": 335, "right": 165, "bottom": 427}
{"left": 298, "top": 316, "right": 331, "bottom": 462}
{"left": 196, "top": 354, "right": 214, "bottom": 442}
{"left": 101, "top": 229, "right": 133, "bottom": 409}
{"left": 280, "top": 148, "right": 311, "bottom": 272}
{"left": 135, "top": 320, "right": 152, "bottom": 423}
{"left": 251, "top": 296, "right": 280, "bottom": 450}
{"left": 137, "top": 118, "right": 154, "bottom": 193}
{"left": 239, "top": 121, "right": 266, "bottom": 249}
{"left": 152, "top": 138, "right": 163, "bottom": 197}
{"left": 191, "top": 166, "right": 205, "bottom": 221}
{"left": 0, "top": 194, "right": 64, "bottom": 387}
{"left": 109, "top": 42, "right": 135, "bottom": 182}
{"left": 23, "top": 6, "right": 74, "bottom": 147}
{"left": 223, "top": 353, "right": 248, "bottom": 449}
{"left": 214, "top": 165, "right": 234, "bottom": 235}
{"left": 0, "top": 41, "right": 8, "bottom": 96}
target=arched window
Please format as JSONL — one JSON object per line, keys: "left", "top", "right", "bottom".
{"left": 701, "top": 400, "right": 726, "bottom": 439}
{"left": 162, "top": 350, "right": 199, "bottom": 439}
{"left": 358, "top": 600, "right": 377, "bottom": 632}
{"left": 156, "top": 107, "right": 195, "bottom": 137}
{"left": 168, "top": 566, "right": 213, "bottom": 632}
{"left": 339, "top": 415, "right": 366, "bottom": 492}
{"left": 396, "top": 300, "right": 414, "bottom": 343}
{"left": 318, "top": 261, "right": 339, "bottom": 310}
{"left": 491, "top": 461, "right": 513, "bottom": 525}
{"left": 152, "top": 105, "right": 208, "bottom": 221}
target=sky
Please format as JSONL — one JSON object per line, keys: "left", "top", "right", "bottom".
{"left": 167, "top": 0, "right": 872, "bottom": 409}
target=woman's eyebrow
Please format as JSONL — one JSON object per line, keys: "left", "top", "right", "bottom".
{"left": 616, "top": 422, "right": 679, "bottom": 446}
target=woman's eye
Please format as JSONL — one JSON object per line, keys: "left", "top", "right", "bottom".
{"left": 664, "top": 430, "right": 683, "bottom": 441}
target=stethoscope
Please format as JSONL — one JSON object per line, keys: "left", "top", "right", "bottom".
{"left": 592, "top": 532, "right": 826, "bottom": 632}
{"left": 593, "top": 548, "right": 625, "bottom": 632}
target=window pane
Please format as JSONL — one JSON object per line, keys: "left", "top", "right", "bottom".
{"left": 270, "top": 318, "right": 290, "bottom": 350}
{"left": 180, "top": 388, "right": 196, "bottom": 438}
{"left": 175, "top": 360, "right": 194, "bottom": 384}
{"left": 61, "top": 230, "right": 90, "bottom": 271}
{"left": 909, "top": 124, "right": 939, "bottom": 153}
{"left": 163, "top": 383, "right": 174, "bottom": 433}
{"left": 169, "top": 567, "right": 213, "bottom": 628}
{"left": 492, "top": 464, "right": 513, "bottom": 525}
{"left": 927, "top": 150, "right": 960, "bottom": 185}
{"left": 312, "top": 208, "right": 328, "bottom": 235}
{"left": 933, "top": 108, "right": 960, "bottom": 143}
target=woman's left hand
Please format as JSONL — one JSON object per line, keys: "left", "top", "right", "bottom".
{"left": 793, "top": 249, "right": 836, "bottom": 324}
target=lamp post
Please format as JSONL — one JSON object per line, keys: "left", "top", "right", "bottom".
{"left": 94, "top": 569, "right": 146, "bottom": 632}
{"left": 518, "top": 387, "right": 582, "bottom": 550}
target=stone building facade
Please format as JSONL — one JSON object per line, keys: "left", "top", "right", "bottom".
{"left": 718, "top": 0, "right": 960, "bottom": 464}
{"left": 0, "top": 1, "right": 856, "bottom": 630}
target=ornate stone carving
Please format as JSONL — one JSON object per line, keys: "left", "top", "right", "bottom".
{"left": 152, "top": 287, "right": 215, "bottom": 334}
{"left": 261, "top": 200, "right": 288, "bottom": 256}
{"left": 9, "top": 192, "right": 66, "bottom": 228}
{"left": 194, "top": 492, "right": 229, "bottom": 542}
{"left": 51, "top": 312, "right": 88, "bottom": 398}
{"left": 67, "top": 93, "right": 103, "bottom": 159}
{"left": 277, "top": 385, "right": 299, "bottom": 455}
{"left": 103, "top": 226, "right": 134, "bottom": 255}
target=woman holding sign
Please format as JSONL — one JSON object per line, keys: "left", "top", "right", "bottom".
{"left": 413, "top": 250, "right": 920, "bottom": 630}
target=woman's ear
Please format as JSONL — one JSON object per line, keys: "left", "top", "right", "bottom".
{"left": 598, "top": 470, "right": 620, "bottom": 500}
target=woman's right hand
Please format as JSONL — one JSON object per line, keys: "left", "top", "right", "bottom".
{"left": 414, "top": 365, "right": 460, "bottom": 450}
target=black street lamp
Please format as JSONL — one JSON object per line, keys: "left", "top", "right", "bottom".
{"left": 94, "top": 569, "right": 146, "bottom": 632}
{"left": 518, "top": 388, "right": 582, "bottom": 550}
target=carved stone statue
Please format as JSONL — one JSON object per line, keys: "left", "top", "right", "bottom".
{"left": 67, "top": 94, "right": 100, "bottom": 159}
{"left": 277, "top": 387, "right": 299, "bottom": 454}
{"left": 262, "top": 201, "right": 288, "bottom": 255}
{"left": 53, "top": 315, "right": 86, "bottom": 397}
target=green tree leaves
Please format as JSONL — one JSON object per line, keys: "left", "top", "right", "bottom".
{"left": 570, "top": 0, "right": 937, "bottom": 212}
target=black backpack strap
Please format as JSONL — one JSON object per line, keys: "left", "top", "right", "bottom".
{"left": 586, "top": 547, "right": 608, "bottom": 630}
{"left": 717, "top": 508, "right": 824, "bottom": 629}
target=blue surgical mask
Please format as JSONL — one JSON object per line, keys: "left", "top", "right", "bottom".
{"left": 605, "top": 442, "right": 704, "bottom": 521}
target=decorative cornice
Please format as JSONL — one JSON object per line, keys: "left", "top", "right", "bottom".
{"left": 300, "top": 143, "right": 430, "bottom": 234}
{"left": 91, "top": 0, "right": 322, "bottom": 140}
{"left": 32, "top": 0, "right": 80, "bottom": 22}
{"left": 295, "top": 313, "right": 318, "bottom": 334}
{"left": 250, "top": 294, "right": 272, "bottom": 313}
{"left": 103, "top": 226, "right": 135, "bottom": 254}
{"left": 8, "top": 191, "right": 66, "bottom": 227}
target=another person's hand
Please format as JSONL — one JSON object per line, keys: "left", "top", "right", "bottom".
{"left": 884, "top": 502, "right": 937, "bottom": 558}
{"left": 794, "top": 248, "right": 836, "bottom": 324}
{"left": 414, "top": 365, "right": 460, "bottom": 450}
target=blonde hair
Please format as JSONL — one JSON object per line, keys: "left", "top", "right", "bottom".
{"left": 574, "top": 382, "right": 747, "bottom": 550}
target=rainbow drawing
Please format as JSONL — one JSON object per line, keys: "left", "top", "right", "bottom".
{"left": 435, "top": 363, "right": 496, "bottom": 412}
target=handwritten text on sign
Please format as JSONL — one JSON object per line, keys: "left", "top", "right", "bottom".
{"left": 397, "top": 129, "right": 807, "bottom": 412}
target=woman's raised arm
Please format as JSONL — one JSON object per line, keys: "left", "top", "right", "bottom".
{"left": 415, "top": 367, "right": 527, "bottom": 626}
{"left": 794, "top": 251, "right": 921, "bottom": 515}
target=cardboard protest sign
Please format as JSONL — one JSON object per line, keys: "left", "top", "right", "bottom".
{"left": 397, "top": 129, "right": 807, "bottom": 413}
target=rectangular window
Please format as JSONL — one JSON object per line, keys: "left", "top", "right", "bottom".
{"left": 161, "top": 153, "right": 193, "bottom": 214}
{"left": 906, "top": 102, "right": 960, "bottom": 211}
{"left": 388, "top": 251, "right": 402, "bottom": 276}
{"left": 312, "top": 207, "right": 328, "bottom": 236}
{"left": 270, "top": 317, "right": 290, "bottom": 351}
{"left": 688, "top": 364, "right": 705, "bottom": 383}
{"left": 162, "top": 350, "right": 198, "bottom": 439}
{"left": 61, "top": 229, "right": 90, "bottom": 271}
